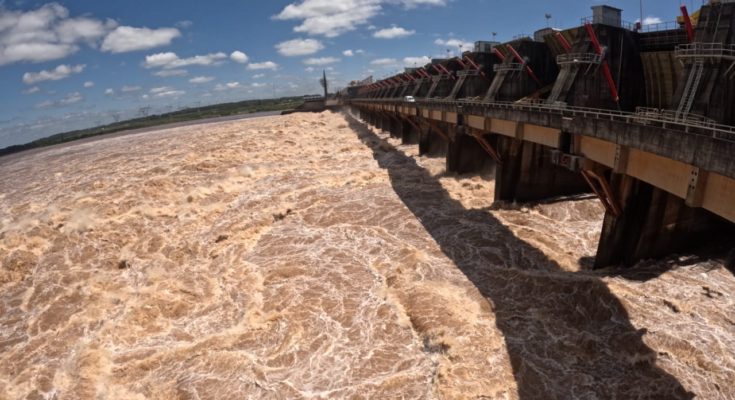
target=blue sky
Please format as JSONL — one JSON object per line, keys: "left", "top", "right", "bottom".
{"left": 0, "top": 0, "right": 690, "bottom": 148}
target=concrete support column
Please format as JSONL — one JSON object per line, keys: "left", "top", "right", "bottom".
{"left": 446, "top": 131, "right": 495, "bottom": 174}
{"left": 401, "top": 120, "right": 418, "bottom": 145}
{"left": 378, "top": 114, "right": 388, "bottom": 132}
{"left": 494, "top": 136, "right": 589, "bottom": 202}
{"left": 419, "top": 123, "right": 449, "bottom": 157}
{"left": 387, "top": 116, "right": 401, "bottom": 139}
{"left": 594, "top": 174, "right": 731, "bottom": 268}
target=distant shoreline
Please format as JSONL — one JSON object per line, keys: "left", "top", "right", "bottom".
{"left": 0, "top": 110, "right": 284, "bottom": 165}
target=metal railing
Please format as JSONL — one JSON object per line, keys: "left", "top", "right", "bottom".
{"left": 351, "top": 97, "right": 735, "bottom": 144}
{"left": 635, "top": 107, "right": 717, "bottom": 127}
{"left": 556, "top": 53, "right": 602, "bottom": 65}
{"left": 458, "top": 69, "right": 481, "bottom": 76}
{"left": 675, "top": 43, "right": 735, "bottom": 60}
{"left": 493, "top": 63, "right": 523, "bottom": 72}
{"left": 638, "top": 21, "right": 681, "bottom": 33}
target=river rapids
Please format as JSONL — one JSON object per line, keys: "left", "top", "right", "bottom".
{"left": 0, "top": 111, "right": 733, "bottom": 399}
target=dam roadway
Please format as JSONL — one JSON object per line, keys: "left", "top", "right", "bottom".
{"left": 350, "top": 98, "right": 735, "bottom": 267}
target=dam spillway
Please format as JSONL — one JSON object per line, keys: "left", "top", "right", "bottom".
{"left": 345, "top": 2, "right": 735, "bottom": 268}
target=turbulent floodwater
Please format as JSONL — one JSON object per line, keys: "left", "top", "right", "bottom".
{"left": 0, "top": 111, "right": 733, "bottom": 399}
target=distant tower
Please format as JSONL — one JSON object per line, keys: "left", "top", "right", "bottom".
{"left": 321, "top": 70, "right": 328, "bottom": 98}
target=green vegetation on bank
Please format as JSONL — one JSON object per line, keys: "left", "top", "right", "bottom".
{"left": 0, "top": 96, "right": 304, "bottom": 157}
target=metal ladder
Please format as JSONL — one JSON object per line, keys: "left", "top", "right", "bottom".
{"left": 676, "top": 59, "right": 705, "bottom": 119}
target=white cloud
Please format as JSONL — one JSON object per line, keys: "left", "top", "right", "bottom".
{"left": 343, "top": 49, "right": 354, "bottom": 57}
{"left": 22, "top": 64, "right": 86, "bottom": 84}
{"left": 189, "top": 76, "right": 214, "bottom": 84}
{"left": 370, "top": 57, "right": 397, "bottom": 66}
{"left": 24, "top": 86, "right": 41, "bottom": 94}
{"left": 150, "top": 86, "right": 185, "bottom": 98}
{"left": 247, "top": 61, "right": 278, "bottom": 70}
{"left": 403, "top": 56, "right": 430, "bottom": 66}
{"left": 0, "top": 4, "right": 106, "bottom": 65}
{"left": 274, "top": 0, "right": 445, "bottom": 37}
{"left": 373, "top": 26, "right": 415, "bottom": 39}
{"left": 303, "top": 56, "right": 340, "bottom": 66}
{"left": 276, "top": 38, "right": 324, "bottom": 56}
{"left": 60, "top": 91, "right": 83, "bottom": 105}
{"left": 101, "top": 26, "right": 180, "bottom": 53}
{"left": 153, "top": 69, "right": 188, "bottom": 77}
{"left": 36, "top": 91, "right": 84, "bottom": 108}
{"left": 214, "top": 81, "right": 242, "bottom": 91}
{"left": 252, "top": 73, "right": 265, "bottom": 79}
{"left": 230, "top": 50, "right": 249, "bottom": 63}
{"left": 274, "top": 1, "right": 380, "bottom": 38}
{"left": 251, "top": 82, "right": 267, "bottom": 88}
{"left": 104, "top": 88, "right": 115, "bottom": 96}
{"left": 434, "top": 38, "right": 473, "bottom": 50}
{"left": 143, "top": 52, "right": 227, "bottom": 69}
{"left": 83, "top": 81, "right": 94, "bottom": 88}
{"left": 0, "top": 3, "right": 180, "bottom": 65}
{"left": 155, "top": 90, "right": 185, "bottom": 98}
{"left": 641, "top": 16, "right": 663, "bottom": 25}
{"left": 305, "top": 67, "right": 315, "bottom": 72}
{"left": 121, "top": 85, "right": 142, "bottom": 93}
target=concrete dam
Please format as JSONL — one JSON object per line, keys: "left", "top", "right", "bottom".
{"left": 346, "top": 2, "right": 735, "bottom": 268}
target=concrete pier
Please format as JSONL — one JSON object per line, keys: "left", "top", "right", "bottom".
{"left": 494, "top": 136, "right": 589, "bottom": 202}
{"left": 595, "top": 174, "right": 731, "bottom": 267}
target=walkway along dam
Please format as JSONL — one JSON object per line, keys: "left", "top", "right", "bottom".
{"left": 346, "top": 2, "right": 735, "bottom": 268}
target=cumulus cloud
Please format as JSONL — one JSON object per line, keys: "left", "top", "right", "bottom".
{"left": 153, "top": 69, "right": 188, "bottom": 77}
{"left": 22, "top": 64, "right": 86, "bottom": 84}
{"left": 370, "top": 57, "right": 397, "bottom": 66}
{"left": 403, "top": 56, "right": 430, "bottom": 66}
{"left": 24, "top": 86, "right": 41, "bottom": 94}
{"left": 303, "top": 56, "right": 340, "bottom": 66}
{"left": 104, "top": 88, "right": 115, "bottom": 96}
{"left": 214, "top": 81, "right": 242, "bottom": 91}
{"left": 434, "top": 38, "right": 473, "bottom": 50}
{"left": 247, "top": 61, "right": 278, "bottom": 70}
{"left": 305, "top": 67, "right": 315, "bottom": 72}
{"left": 274, "top": 0, "right": 445, "bottom": 38}
{"left": 252, "top": 73, "right": 265, "bottom": 79}
{"left": 640, "top": 16, "right": 663, "bottom": 25}
{"left": 189, "top": 76, "right": 214, "bottom": 84}
{"left": 36, "top": 91, "right": 84, "bottom": 108}
{"left": 276, "top": 38, "right": 324, "bottom": 56}
{"left": 343, "top": 49, "right": 354, "bottom": 57}
{"left": 251, "top": 82, "right": 267, "bottom": 88}
{"left": 150, "top": 86, "right": 185, "bottom": 98}
{"left": 0, "top": 3, "right": 180, "bottom": 65}
{"left": 230, "top": 50, "right": 249, "bottom": 63}
{"left": 83, "top": 81, "right": 94, "bottom": 88}
{"left": 373, "top": 26, "right": 414, "bottom": 39}
{"left": 121, "top": 85, "right": 142, "bottom": 93}
{"left": 101, "top": 26, "right": 180, "bottom": 53}
{"left": 143, "top": 52, "right": 227, "bottom": 69}
{"left": 0, "top": 4, "right": 107, "bottom": 65}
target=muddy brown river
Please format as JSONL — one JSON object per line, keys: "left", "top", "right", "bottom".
{"left": 0, "top": 111, "right": 733, "bottom": 399}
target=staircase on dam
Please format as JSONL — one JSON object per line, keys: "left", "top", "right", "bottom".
{"left": 672, "top": 1, "right": 735, "bottom": 125}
